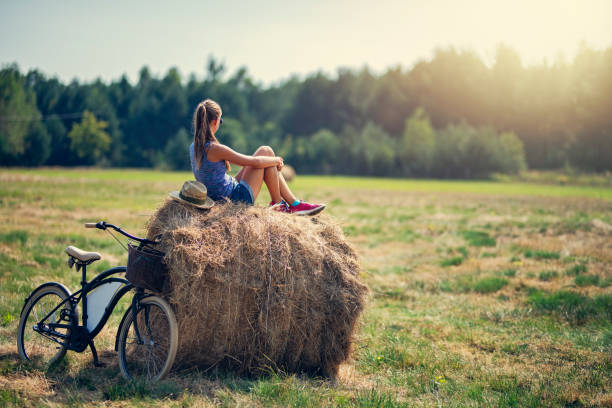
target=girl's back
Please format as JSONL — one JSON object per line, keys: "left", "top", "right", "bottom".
{"left": 190, "top": 142, "right": 234, "bottom": 200}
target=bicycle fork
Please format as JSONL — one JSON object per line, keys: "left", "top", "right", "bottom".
{"left": 131, "top": 288, "right": 148, "bottom": 345}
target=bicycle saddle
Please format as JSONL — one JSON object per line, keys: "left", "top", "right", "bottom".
{"left": 65, "top": 246, "right": 101, "bottom": 262}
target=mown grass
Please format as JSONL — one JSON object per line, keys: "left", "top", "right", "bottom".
{"left": 0, "top": 168, "right": 610, "bottom": 407}
{"left": 462, "top": 230, "right": 496, "bottom": 247}
{"left": 528, "top": 290, "right": 612, "bottom": 325}
{"left": 473, "top": 277, "right": 508, "bottom": 293}
{"left": 538, "top": 270, "right": 559, "bottom": 281}
{"left": 4, "top": 167, "right": 612, "bottom": 199}
{"left": 575, "top": 274, "right": 600, "bottom": 287}
{"left": 0, "top": 230, "right": 28, "bottom": 246}
{"left": 440, "top": 275, "right": 508, "bottom": 294}
{"left": 565, "top": 264, "right": 588, "bottom": 276}
{"left": 524, "top": 249, "right": 560, "bottom": 260}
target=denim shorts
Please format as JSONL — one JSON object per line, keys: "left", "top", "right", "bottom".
{"left": 228, "top": 180, "right": 254, "bottom": 205}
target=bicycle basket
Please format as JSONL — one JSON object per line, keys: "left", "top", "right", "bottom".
{"left": 126, "top": 243, "right": 168, "bottom": 292}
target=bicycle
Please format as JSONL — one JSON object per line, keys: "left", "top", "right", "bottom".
{"left": 17, "top": 221, "right": 178, "bottom": 382}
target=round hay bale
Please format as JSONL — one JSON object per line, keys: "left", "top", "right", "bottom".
{"left": 280, "top": 164, "right": 296, "bottom": 182}
{"left": 146, "top": 200, "right": 368, "bottom": 378}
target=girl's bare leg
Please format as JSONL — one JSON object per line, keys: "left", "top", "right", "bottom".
{"left": 264, "top": 166, "right": 297, "bottom": 204}
{"left": 239, "top": 163, "right": 267, "bottom": 201}
{"left": 239, "top": 146, "right": 298, "bottom": 203}
{"left": 277, "top": 171, "right": 297, "bottom": 204}
{"left": 235, "top": 167, "right": 246, "bottom": 182}
{"left": 238, "top": 146, "right": 277, "bottom": 202}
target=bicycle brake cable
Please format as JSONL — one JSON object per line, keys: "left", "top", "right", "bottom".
{"left": 106, "top": 228, "right": 128, "bottom": 252}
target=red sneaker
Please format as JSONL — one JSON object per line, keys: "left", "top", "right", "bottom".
{"left": 287, "top": 200, "right": 326, "bottom": 216}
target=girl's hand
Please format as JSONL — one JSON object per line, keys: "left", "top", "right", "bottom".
{"left": 276, "top": 157, "right": 284, "bottom": 171}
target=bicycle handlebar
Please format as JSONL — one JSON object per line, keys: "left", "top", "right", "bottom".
{"left": 84, "top": 221, "right": 157, "bottom": 245}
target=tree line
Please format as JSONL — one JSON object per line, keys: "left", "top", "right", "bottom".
{"left": 1, "top": 44, "right": 610, "bottom": 177}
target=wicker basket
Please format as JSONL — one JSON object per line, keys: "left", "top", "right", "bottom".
{"left": 126, "top": 243, "right": 167, "bottom": 292}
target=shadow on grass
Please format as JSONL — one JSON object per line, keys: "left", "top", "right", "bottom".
{"left": 0, "top": 350, "right": 352, "bottom": 407}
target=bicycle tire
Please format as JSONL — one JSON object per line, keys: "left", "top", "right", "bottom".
{"left": 17, "top": 283, "right": 73, "bottom": 368}
{"left": 117, "top": 295, "right": 178, "bottom": 382}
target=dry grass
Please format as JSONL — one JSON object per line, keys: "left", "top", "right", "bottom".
{"left": 0, "top": 170, "right": 610, "bottom": 407}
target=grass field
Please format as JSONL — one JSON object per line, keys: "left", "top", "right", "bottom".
{"left": 0, "top": 168, "right": 610, "bottom": 407}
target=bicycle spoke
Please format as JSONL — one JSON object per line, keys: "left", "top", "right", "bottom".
{"left": 120, "top": 300, "right": 174, "bottom": 381}
{"left": 19, "top": 289, "right": 70, "bottom": 368}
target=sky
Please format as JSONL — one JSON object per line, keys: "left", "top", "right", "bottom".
{"left": 1, "top": 0, "right": 611, "bottom": 86}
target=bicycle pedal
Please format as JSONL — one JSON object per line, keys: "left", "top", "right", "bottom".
{"left": 94, "top": 361, "right": 106, "bottom": 368}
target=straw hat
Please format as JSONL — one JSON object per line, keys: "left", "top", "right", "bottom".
{"left": 169, "top": 181, "right": 214, "bottom": 209}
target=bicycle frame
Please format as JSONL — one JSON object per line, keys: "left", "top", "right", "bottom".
{"left": 24, "top": 220, "right": 162, "bottom": 367}
{"left": 29, "top": 265, "right": 132, "bottom": 353}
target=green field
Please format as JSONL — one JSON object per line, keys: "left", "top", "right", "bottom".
{"left": 0, "top": 169, "right": 611, "bottom": 407}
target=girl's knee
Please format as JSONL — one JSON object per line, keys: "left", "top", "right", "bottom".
{"left": 255, "top": 145, "right": 274, "bottom": 156}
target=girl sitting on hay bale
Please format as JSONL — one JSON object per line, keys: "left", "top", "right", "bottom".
{"left": 190, "top": 99, "right": 325, "bottom": 216}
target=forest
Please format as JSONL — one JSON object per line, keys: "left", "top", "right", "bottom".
{"left": 1, "top": 44, "right": 610, "bottom": 177}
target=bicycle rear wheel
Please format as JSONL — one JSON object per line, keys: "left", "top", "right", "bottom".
{"left": 17, "top": 283, "right": 73, "bottom": 368}
{"left": 117, "top": 296, "right": 178, "bottom": 382}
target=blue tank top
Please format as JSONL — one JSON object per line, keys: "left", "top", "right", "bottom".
{"left": 190, "top": 142, "right": 235, "bottom": 200}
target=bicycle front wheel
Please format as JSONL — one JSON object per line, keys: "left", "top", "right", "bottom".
{"left": 17, "top": 283, "right": 73, "bottom": 368}
{"left": 117, "top": 296, "right": 178, "bottom": 382}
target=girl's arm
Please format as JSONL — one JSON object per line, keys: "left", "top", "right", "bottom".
{"left": 207, "top": 143, "right": 282, "bottom": 169}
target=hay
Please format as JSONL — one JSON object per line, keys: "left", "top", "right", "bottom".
{"left": 281, "top": 164, "right": 296, "bottom": 182}
{"left": 145, "top": 199, "right": 369, "bottom": 378}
